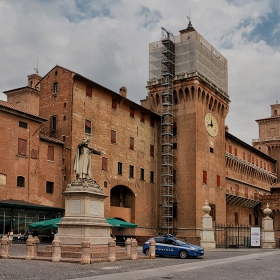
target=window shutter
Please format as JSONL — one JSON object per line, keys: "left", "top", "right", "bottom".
{"left": 48, "top": 146, "right": 54, "bottom": 161}
{"left": 130, "top": 137, "right": 134, "bottom": 150}
{"left": 86, "top": 85, "right": 92, "bottom": 97}
{"left": 150, "top": 145, "right": 154, "bottom": 156}
{"left": 18, "top": 139, "right": 27, "bottom": 156}
{"left": 111, "top": 130, "right": 116, "bottom": 143}
{"left": 112, "top": 98, "right": 117, "bottom": 109}
{"left": 102, "top": 157, "right": 107, "bottom": 171}
{"left": 203, "top": 170, "right": 207, "bottom": 184}
{"left": 217, "top": 175, "right": 220, "bottom": 187}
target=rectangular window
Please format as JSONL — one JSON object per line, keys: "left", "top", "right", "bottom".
{"left": 173, "top": 122, "right": 177, "bottom": 136}
{"left": 112, "top": 98, "right": 117, "bottom": 109}
{"left": 235, "top": 184, "right": 239, "bottom": 196}
{"left": 86, "top": 85, "right": 92, "bottom": 97}
{"left": 248, "top": 154, "right": 251, "bottom": 163}
{"left": 256, "top": 158, "right": 258, "bottom": 166}
{"left": 150, "top": 117, "right": 155, "bottom": 127}
{"left": 150, "top": 170, "right": 154, "bottom": 183}
{"left": 130, "top": 107, "right": 135, "bottom": 118}
{"left": 129, "top": 165, "right": 134, "bottom": 178}
{"left": 173, "top": 170, "right": 176, "bottom": 184}
{"left": 18, "top": 138, "right": 27, "bottom": 156}
{"left": 19, "top": 121, "right": 28, "bottom": 128}
{"left": 111, "top": 130, "right": 116, "bottom": 144}
{"left": 173, "top": 143, "right": 177, "bottom": 149}
{"left": 117, "top": 162, "right": 122, "bottom": 175}
{"left": 140, "top": 168, "right": 145, "bottom": 180}
{"left": 85, "top": 119, "right": 91, "bottom": 134}
{"left": 217, "top": 175, "right": 220, "bottom": 188}
{"left": 252, "top": 156, "right": 254, "bottom": 164}
{"left": 53, "top": 82, "right": 58, "bottom": 94}
{"left": 203, "top": 170, "right": 207, "bottom": 184}
{"left": 235, "top": 212, "right": 239, "bottom": 225}
{"left": 260, "top": 160, "right": 262, "bottom": 168}
{"left": 243, "top": 152, "right": 245, "bottom": 160}
{"left": 102, "top": 157, "right": 108, "bottom": 171}
{"left": 234, "top": 148, "right": 237, "bottom": 156}
{"left": 46, "top": 181, "right": 54, "bottom": 194}
{"left": 210, "top": 147, "right": 214, "bottom": 153}
{"left": 141, "top": 112, "right": 146, "bottom": 122}
{"left": 229, "top": 145, "right": 232, "bottom": 154}
{"left": 245, "top": 187, "right": 248, "bottom": 198}
{"left": 50, "top": 116, "right": 57, "bottom": 136}
{"left": 264, "top": 162, "right": 266, "bottom": 170}
{"left": 17, "top": 176, "right": 25, "bottom": 187}
{"left": 130, "top": 137, "right": 134, "bottom": 150}
{"left": 47, "top": 145, "right": 54, "bottom": 161}
{"left": 31, "top": 149, "right": 38, "bottom": 159}
{"left": 150, "top": 144, "right": 154, "bottom": 156}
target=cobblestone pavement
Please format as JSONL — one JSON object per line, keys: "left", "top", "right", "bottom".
{"left": 0, "top": 244, "right": 277, "bottom": 280}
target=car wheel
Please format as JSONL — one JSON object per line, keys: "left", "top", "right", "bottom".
{"left": 144, "top": 248, "right": 150, "bottom": 256}
{"left": 179, "top": 250, "right": 188, "bottom": 259}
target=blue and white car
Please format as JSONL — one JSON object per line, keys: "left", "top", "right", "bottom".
{"left": 142, "top": 235, "right": 204, "bottom": 259}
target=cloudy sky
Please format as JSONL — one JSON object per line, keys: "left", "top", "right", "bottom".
{"left": 0, "top": 0, "right": 279, "bottom": 145}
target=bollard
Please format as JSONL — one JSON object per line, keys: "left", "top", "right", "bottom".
{"left": 52, "top": 236, "right": 61, "bottom": 262}
{"left": 33, "top": 236, "right": 40, "bottom": 256}
{"left": 81, "top": 237, "right": 91, "bottom": 264}
{"left": 125, "top": 238, "right": 131, "bottom": 257}
{"left": 1, "top": 236, "right": 9, "bottom": 259}
{"left": 149, "top": 238, "right": 156, "bottom": 259}
{"left": 108, "top": 238, "right": 116, "bottom": 262}
{"left": 26, "top": 237, "right": 35, "bottom": 260}
{"left": 130, "top": 238, "right": 138, "bottom": 260}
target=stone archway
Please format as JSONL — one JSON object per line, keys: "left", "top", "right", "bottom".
{"left": 110, "top": 185, "right": 135, "bottom": 223}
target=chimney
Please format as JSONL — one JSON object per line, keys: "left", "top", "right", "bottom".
{"left": 225, "top": 125, "right": 229, "bottom": 132}
{"left": 119, "top": 86, "right": 127, "bottom": 98}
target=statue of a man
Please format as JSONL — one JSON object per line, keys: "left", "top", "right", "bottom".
{"left": 74, "top": 138, "right": 102, "bottom": 179}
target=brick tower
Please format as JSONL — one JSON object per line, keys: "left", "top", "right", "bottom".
{"left": 141, "top": 21, "right": 230, "bottom": 237}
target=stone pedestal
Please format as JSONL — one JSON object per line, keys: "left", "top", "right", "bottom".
{"left": 58, "top": 178, "right": 111, "bottom": 245}
{"left": 200, "top": 201, "right": 216, "bottom": 249}
{"left": 262, "top": 204, "right": 276, "bottom": 249}
{"left": 1, "top": 236, "right": 9, "bottom": 258}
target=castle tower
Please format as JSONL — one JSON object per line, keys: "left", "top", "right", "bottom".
{"left": 142, "top": 21, "right": 230, "bottom": 237}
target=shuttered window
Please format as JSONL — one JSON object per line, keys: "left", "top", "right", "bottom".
{"left": 130, "top": 107, "right": 135, "bottom": 118}
{"left": 48, "top": 145, "right": 54, "bottom": 161}
{"left": 18, "top": 139, "right": 27, "bottom": 156}
{"left": 31, "top": 149, "right": 38, "bottom": 159}
{"left": 111, "top": 130, "right": 116, "bottom": 144}
{"left": 141, "top": 112, "right": 145, "bottom": 122}
{"left": 86, "top": 85, "right": 92, "bottom": 97}
{"left": 102, "top": 157, "right": 108, "bottom": 171}
{"left": 112, "top": 98, "right": 117, "bottom": 109}
{"left": 150, "top": 144, "right": 154, "bottom": 156}
{"left": 217, "top": 175, "right": 220, "bottom": 188}
{"left": 229, "top": 145, "right": 232, "bottom": 154}
{"left": 130, "top": 137, "right": 134, "bottom": 150}
{"left": 234, "top": 148, "right": 237, "bottom": 156}
{"left": 203, "top": 170, "right": 207, "bottom": 184}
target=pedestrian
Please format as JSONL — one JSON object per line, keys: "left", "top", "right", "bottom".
{"left": 8, "top": 229, "right": 13, "bottom": 246}
{"left": 32, "top": 229, "right": 38, "bottom": 238}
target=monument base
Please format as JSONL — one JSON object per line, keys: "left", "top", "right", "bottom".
{"left": 58, "top": 178, "right": 111, "bottom": 245}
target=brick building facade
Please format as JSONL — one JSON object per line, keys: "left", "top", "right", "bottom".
{"left": 1, "top": 22, "right": 280, "bottom": 242}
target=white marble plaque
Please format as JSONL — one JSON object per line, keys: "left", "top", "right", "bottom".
{"left": 90, "top": 200, "right": 99, "bottom": 215}
{"left": 71, "top": 199, "right": 81, "bottom": 214}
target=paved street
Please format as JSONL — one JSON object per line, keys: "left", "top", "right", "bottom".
{"left": 0, "top": 245, "right": 280, "bottom": 279}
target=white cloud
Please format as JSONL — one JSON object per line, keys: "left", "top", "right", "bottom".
{"left": 0, "top": 0, "right": 280, "bottom": 145}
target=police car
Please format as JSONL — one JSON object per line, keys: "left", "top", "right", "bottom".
{"left": 142, "top": 235, "right": 204, "bottom": 259}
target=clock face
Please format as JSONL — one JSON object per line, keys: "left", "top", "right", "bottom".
{"left": 205, "top": 113, "right": 218, "bottom": 137}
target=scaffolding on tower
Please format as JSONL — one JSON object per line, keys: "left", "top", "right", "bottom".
{"left": 160, "top": 27, "right": 175, "bottom": 235}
